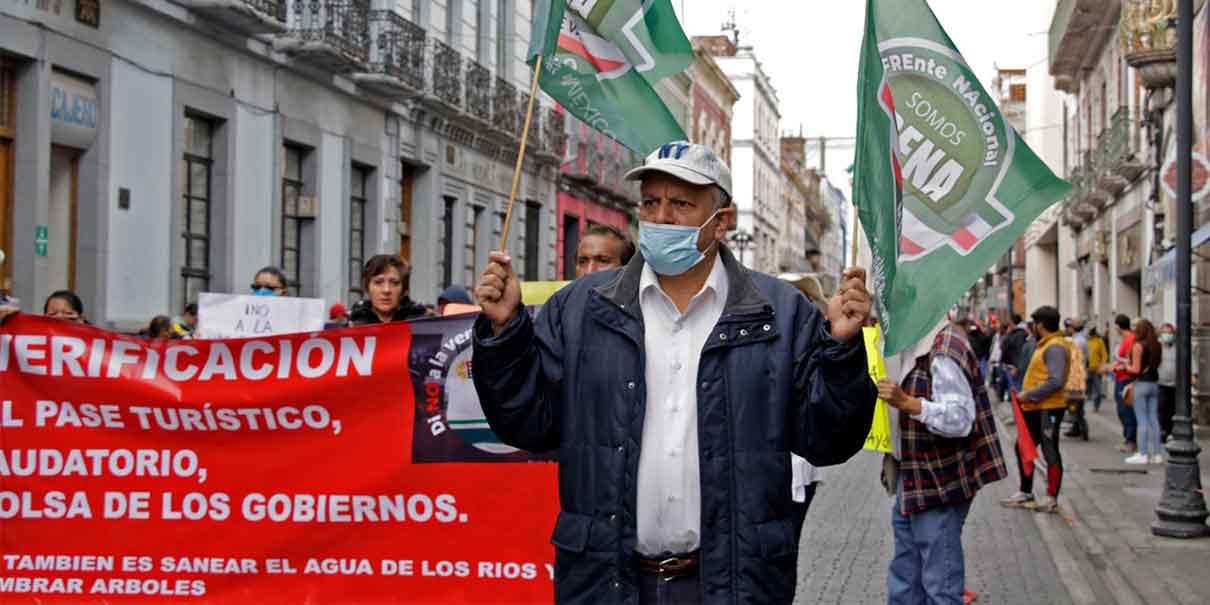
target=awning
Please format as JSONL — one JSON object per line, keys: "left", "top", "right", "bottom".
{"left": 1145, "top": 223, "right": 1210, "bottom": 289}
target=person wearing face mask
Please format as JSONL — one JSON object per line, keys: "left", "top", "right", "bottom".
{"left": 471, "top": 141, "right": 877, "bottom": 604}
{"left": 349, "top": 254, "right": 429, "bottom": 325}
{"left": 250, "top": 266, "right": 290, "bottom": 297}
{"left": 1157, "top": 323, "right": 1177, "bottom": 443}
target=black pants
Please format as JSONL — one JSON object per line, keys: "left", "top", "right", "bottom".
{"left": 1158, "top": 385, "right": 1176, "bottom": 439}
{"left": 1016, "top": 408, "right": 1065, "bottom": 497}
{"left": 638, "top": 568, "right": 701, "bottom": 604}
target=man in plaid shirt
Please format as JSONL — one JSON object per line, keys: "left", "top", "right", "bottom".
{"left": 877, "top": 318, "right": 1008, "bottom": 604}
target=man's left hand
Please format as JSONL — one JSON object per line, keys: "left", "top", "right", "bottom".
{"left": 827, "top": 267, "right": 872, "bottom": 342}
{"left": 876, "top": 378, "right": 922, "bottom": 415}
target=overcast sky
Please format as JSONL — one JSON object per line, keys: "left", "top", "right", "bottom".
{"left": 675, "top": 0, "right": 1055, "bottom": 189}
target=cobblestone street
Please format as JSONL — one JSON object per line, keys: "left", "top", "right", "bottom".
{"left": 794, "top": 419, "right": 1072, "bottom": 604}
{"left": 795, "top": 397, "right": 1210, "bottom": 604}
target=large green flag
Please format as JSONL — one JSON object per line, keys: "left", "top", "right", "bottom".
{"left": 854, "top": 0, "right": 1071, "bottom": 355}
{"left": 528, "top": 0, "right": 692, "bottom": 154}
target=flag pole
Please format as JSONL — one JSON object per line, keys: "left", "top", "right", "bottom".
{"left": 499, "top": 55, "right": 544, "bottom": 252}
{"left": 850, "top": 203, "right": 860, "bottom": 266}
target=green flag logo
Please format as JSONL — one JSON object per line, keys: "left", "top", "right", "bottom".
{"left": 529, "top": 0, "right": 692, "bottom": 154}
{"left": 855, "top": 0, "right": 1071, "bottom": 355}
{"left": 881, "top": 38, "right": 1016, "bottom": 260}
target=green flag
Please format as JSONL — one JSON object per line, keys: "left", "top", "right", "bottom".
{"left": 527, "top": 0, "right": 692, "bottom": 154}
{"left": 854, "top": 0, "right": 1071, "bottom": 355}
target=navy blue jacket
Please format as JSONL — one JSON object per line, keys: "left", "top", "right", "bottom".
{"left": 472, "top": 246, "right": 876, "bottom": 604}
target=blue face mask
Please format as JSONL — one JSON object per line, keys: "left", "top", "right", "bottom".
{"left": 253, "top": 288, "right": 277, "bottom": 297}
{"left": 639, "top": 210, "right": 720, "bottom": 276}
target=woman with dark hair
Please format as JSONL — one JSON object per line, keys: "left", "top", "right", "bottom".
{"left": 251, "top": 266, "right": 290, "bottom": 297}
{"left": 1124, "top": 319, "right": 1163, "bottom": 465}
{"left": 44, "top": 290, "right": 87, "bottom": 323}
{"left": 349, "top": 255, "right": 429, "bottom": 325}
{"left": 146, "top": 315, "right": 175, "bottom": 340}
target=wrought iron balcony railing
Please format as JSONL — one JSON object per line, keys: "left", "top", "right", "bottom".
{"left": 182, "top": 0, "right": 288, "bottom": 34}
{"left": 493, "top": 78, "right": 519, "bottom": 135}
{"left": 542, "top": 108, "right": 567, "bottom": 158}
{"left": 1094, "top": 107, "right": 1147, "bottom": 184}
{"left": 355, "top": 10, "right": 425, "bottom": 93}
{"left": 432, "top": 40, "right": 463, "bottom": 108}
{"left": 466, "top": 61, "right": 493, "bottom": 122}
{"left": 515, "top": 91, "right": 532, "bottom": 139}
{"left": 282, "top": 0, "right": 370, "bottom": 66}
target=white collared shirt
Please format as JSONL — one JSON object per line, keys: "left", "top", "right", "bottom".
{"left": 635, "top": 255, "right": 728, "bottom": 556}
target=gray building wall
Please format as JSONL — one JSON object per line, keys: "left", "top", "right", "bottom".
{"left": 0, "top": 0, "right": 559, "bottom": 330}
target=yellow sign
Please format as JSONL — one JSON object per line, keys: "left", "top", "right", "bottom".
{"left": 863, "top": 325, "right": 893, "bottom": 454}
{"left": 521, "top": 281, "right": 571, "bottom": 305}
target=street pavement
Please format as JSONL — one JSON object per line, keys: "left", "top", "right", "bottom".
{"left": 794, "top": 389, "right": 1210, "bottom": 604}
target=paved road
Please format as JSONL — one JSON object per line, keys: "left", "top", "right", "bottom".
{"left": 794, "top": 420, "right": 1072, "bottom": 604}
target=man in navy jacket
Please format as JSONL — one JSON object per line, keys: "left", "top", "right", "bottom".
{"left": 472, "top": 142, "right": 877, "bottom": 604}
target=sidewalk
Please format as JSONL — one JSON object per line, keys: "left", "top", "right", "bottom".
{"left": 992, "top": 394, "right": 1210, "bottom": 605}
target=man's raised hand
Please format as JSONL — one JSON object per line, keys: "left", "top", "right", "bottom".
{"left": 475, "top": 251, "right": 522, "bottom": 336}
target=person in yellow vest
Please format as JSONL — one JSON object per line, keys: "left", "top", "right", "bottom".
{"left": 1000, "top": 306, "right": 1070, "bottom": 513}
{"left": 1086, "top": 326, "right": 1109, "bottom": 412}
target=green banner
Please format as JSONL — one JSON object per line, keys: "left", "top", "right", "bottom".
{"left": 854, "top": 0, "right": 1071, "bottom": 355}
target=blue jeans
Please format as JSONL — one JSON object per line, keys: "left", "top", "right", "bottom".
{"left": 1115, "top": 380, "right": 1138, "bottom": 444}
{"left": 888, "top": 496, "right": 971, "bottom": 605}
{"left": 1132, "top": 381, "right": 1161, "bottom": 456}
{"left": 1087, "top": 373, "right": 1103, "bottom": 410}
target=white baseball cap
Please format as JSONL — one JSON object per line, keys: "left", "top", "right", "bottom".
{"left": 624, "top": 141, "right": 732, "bottom": 200}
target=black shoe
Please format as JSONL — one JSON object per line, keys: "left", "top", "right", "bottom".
{"left": 1064, "top": 429, "right": 1082, "bottom": 438}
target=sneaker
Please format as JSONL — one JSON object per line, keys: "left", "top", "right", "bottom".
{"left": 1000, "top": 492, "right": 1035, "bottom": 509}
{"left": 1124, "top": 453, "right": 1149, "bottom": 465}
{"left": 963, "top": 589, "right": 979, "bottom": 604}
{"left": 1119, "top": 441, "right": 1138, "bottom": 453}
{"left": 1150, "top": 454, "right": 1165, "bottom": 464}
{"left": 1034, "top": 496, "right": 1059, "bottom": 513}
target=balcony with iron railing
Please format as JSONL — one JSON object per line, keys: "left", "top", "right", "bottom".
{"left": 493, "top": 78, "right": 519, "bottom": 136}
{"left": 515, "top": 91, "right": 532, "bottom": 139}
{"left": 431, "top": 40, "right": 463, "bottom": 109}
{"left": 182, "top": 0, "right": 288, "bottom": 34}
{"left": 541, "top": 107, "right": 567, "bottom": 160}
{"left": 275, "top": 0, "right": 370, "bottom": 69}
{"left": 1120, "top": 0, "right": 1178, "bottom": 89}
{"left": 1065, "top": 164, "right": 1100, "bottom": 224}
{"left": 1073, "top": 150, "right": 1109, "bottom": 210}
{"left": 1093, "top": 107, "right": 1148, "bottom": 190}
{"left": 351, "top": 10, "right": 425, "bottom": 96}
{"left": 465, "top": 61, "right": 493, "bottom": 123}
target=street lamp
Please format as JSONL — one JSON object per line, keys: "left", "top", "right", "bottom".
{"left": 730, "top": 231, "right": 754, "bottom": 267}
{"left": 1153, "top": 0, "right": 1210, "bottom": 539}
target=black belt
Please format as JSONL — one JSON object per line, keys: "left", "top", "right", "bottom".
{"left": 634, "top": 551, "right": 700, "bottom": 578}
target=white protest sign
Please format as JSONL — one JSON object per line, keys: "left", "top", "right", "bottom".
{"left": 196, "top": 293, "right": 326, "bottom": 339}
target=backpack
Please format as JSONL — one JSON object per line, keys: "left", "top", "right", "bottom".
{"left": 1064, "top": 338, "right": 1087, "bottom": 400}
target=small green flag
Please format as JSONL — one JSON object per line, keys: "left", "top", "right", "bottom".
{"left": 854, "top": 0, "right": 1071, "bottom": 355}
{"left": 527, "top": 0, "right": 692, "bottom": 154}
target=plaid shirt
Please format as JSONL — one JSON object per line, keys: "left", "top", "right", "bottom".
{"left": 898, "top": 327, "right": 1008, "bottom": 515}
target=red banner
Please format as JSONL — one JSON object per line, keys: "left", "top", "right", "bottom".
{"left": 0, "top": 315, "right": 558, "bottom": 603}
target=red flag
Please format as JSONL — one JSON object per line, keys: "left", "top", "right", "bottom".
{"left": 1011, "top": 388, "right": 1038, "bottom": 477}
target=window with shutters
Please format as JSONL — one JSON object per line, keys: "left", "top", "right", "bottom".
{"left": 349, "top": 165, "right": 370, "bottom": 304}
{"left": 182, "top": 114, "right": 214, "bottom": 304}
{"left": 282, "top": 144, "right": 309, "bottom": 293}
